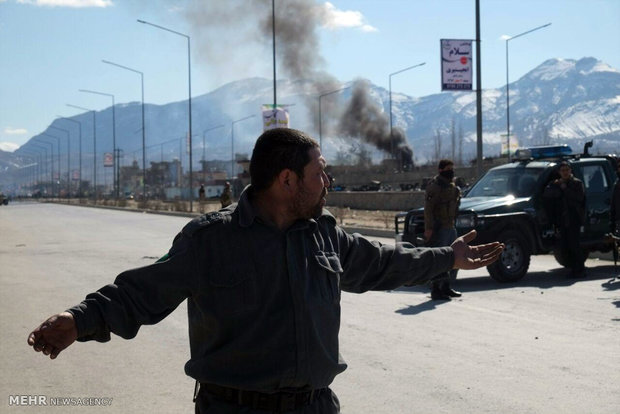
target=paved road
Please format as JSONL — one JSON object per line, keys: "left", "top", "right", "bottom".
{"left": 1, "top": 202, "right": 619, "bottom": 413}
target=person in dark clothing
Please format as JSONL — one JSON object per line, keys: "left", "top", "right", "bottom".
{"left": 610, "top": 161, "right": 620, "bottom": 234}
{"left": 27, "top": 128, "right": 503, "bottom": 413}
{"left": 220, "top": 181, "right": 232, "bottom": 208}
{"left": 543, "top": 161, "right": 586, "bottom": 278}
{"left": 424, "top": 159, "right": 461, "bottom": 300}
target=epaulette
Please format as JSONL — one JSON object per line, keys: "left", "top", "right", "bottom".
{"left": 181, "top": 211, "right": 225, "bottom": 237}
{"left": 318, "top": 209, "right": 337, "bottom": 225}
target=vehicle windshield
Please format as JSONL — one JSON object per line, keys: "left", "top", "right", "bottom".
{"left": 466, "top": 167, "right": 545, "bottom": 198}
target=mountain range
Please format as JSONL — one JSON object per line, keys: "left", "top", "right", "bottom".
{"left": 1, "top": 56, "right": 619, "bottom": 186}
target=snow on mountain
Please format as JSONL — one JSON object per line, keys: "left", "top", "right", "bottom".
{"left": 4, "top": 57, "right": 619, "bottom": 181}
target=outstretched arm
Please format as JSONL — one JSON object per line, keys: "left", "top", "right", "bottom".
{"left": 451, "top": 230, "right": 504, "bottom": 270}
{"left": 27, "top": 312, "right": 77, "bottom": 360}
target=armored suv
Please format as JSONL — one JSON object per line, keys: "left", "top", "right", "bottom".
{"left": 395, "top": 144, "right": 618, "bottom": 282}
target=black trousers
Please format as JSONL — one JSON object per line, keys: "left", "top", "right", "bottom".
{"left": 560, "top": 225, "right": 584, "bottom": 271}
{"left": 195, "top": 387, "right": 340, "bottom": 414}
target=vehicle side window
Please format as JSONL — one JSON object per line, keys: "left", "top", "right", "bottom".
{"left": 582, "top": 165, "right": 608, "bottom": 193}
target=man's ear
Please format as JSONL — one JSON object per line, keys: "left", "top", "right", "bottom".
{"left": 277, "top": 169, "right": 297, "bottom": 193}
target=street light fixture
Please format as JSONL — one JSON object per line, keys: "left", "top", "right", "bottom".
{"left": 318, "top": 84, "right": 351, "bottom": 150}
{"left": 79, "top": 89, "right": 117, "bottom": 199}
{"left": 505, "top": 23, "right": 551, "bottom": 161}
{"left": 389, "top": 62, "right": 425, "bottom": 162}
{"left": 138, "top": 19, "right": 194, "bottom": 211}
{"left": 67, "top": 104, "right": 97, "bottom": 201}
{"left": 57, "top": 116, "right": 83, "bottom": 197}
{"left": 231, "top": 115, "right": 256, "bottom": 180}
{"left": 102, "top": 59, "right": 146, "bottom": 201}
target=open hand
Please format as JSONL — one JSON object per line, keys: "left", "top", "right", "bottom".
{"left": 27, "top": 312, "right": 77, "bottom": 360}
{"left": 451, "top": 230, "right": 504, "bottom": 270}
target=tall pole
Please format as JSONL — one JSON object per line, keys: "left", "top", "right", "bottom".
{"left": 29, "top": 144, "right": 49, "bottom": 195}
{"left": 505, "top": 23, "right": 551, "bottom": 161}
{"left": 67, "top": 104, "right": 97, "bottom": 201}
{"left": 137, "top": 19, "right": 193, "bottom": 210}
{"left": 36, "top": 136, "right": 58, "bottom": 197}
{"left": 272, "top": 0, "right": 277, "bottom": 107}
{"left": 231, "top": 115, "right": 256, "bottom": 180}
{"left": 49, "top": 126, "right": 71, "bottom": 198}
{"left": 388, "top": 62, "right": 426, "bottom": 163}
{"left": 79, "top": 89, "right": 117, "bottom": 198}
{"left": 475, "top": 0, "right": 483, "bottom": 178}
{"left": 318, "top": 84, "right": 351, "bottom": 149}
{"left": 102, "top": 60, "right": 146, "bottom": 201}
{"left": 57, "top": 116, "right": 82, "bottom": 198}
{"left": 201, "top": 124, "right": 225, "bottom": 181}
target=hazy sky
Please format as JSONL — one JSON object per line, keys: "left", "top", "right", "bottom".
{"left": 1, "top": 0, "right": 619, "bottom": 151}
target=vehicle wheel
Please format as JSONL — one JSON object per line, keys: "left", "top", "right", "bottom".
{"left": 552, "top": 248, "right": 589, "bottom": 268}
{"left": 487, "top": 229, "right": 531, "bottom": 282}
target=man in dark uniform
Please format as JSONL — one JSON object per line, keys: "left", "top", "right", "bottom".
{"left": 220, "top": 181, "right": 232, "bottom": 208}
{"left": 610, "top": 160, "right": 620, "bottom": 234}
{"left": 544, "top": 161, "right": 586, "bottom": 278}
{"left": 424, "top": 159, "right": 462, "bottom": 300}
{"left": 27, "top": 128, "right": 503, "bottom": 413}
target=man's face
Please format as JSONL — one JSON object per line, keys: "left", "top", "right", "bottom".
{"left": 559, "top": 165, "right": 572, "bottom": 180}
{"left": 291, "top": 147, "right": 328, "bottom": 220}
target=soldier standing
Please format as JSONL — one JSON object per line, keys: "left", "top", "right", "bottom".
{"left": 610, "top": 160, "right": 620, "bottom": 234}
{"left": 424, "top": 159, "right": 462, "bottom": 300}
{"left": 220, "top": 181, "right": 232, "bottom": 208}
{"left": 543, "top": 161, "right": 586, "bottom": 278}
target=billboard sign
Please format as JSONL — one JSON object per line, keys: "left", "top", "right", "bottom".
{"left": 262, "top": 105, "right": 290, "bottom": 131}
{"left": 440, "top": 39, "right": 473, "bottom": 91}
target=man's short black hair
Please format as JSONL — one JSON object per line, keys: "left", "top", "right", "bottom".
{"left": 438, "top": 159, "right": 454, "bottom": 170}
{"left": 250, "top": 128, "right": 320, "bottom": 192}
{"left": 559, "top": 161, "right": 571, "bottom": 169}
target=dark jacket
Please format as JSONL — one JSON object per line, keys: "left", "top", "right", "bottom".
{"left": 543, "top": 176, "right": 586, "bottom": 227}
{"left": 68, "top": 187, "right": 454, "bottom": 392}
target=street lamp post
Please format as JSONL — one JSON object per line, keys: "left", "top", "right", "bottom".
{"left": 201, "top": 124, "right": 225, "bottom": 181}
{"left": 505, "top": 23, "right": 551, "bottom": 161}
{"left": 49, "top": 126, "right": 71, "bottom": 197}
{"left": 33, "top": 138, "right": 56, "bottom": 197}
{"left": 79, "top": 89, "right": 117, "bottom": 199}
{"left": 102, "top": 60, "right": 146, "bottom": 201}
{"left": 231, "top": 115, "right": 256, "bottom": 181}
{"left": 67, "top": 104, "right": 97, "bottom": 201}
{"left": 318, "top": 84, "right": 351, "bottom": 150}
{"left": 388, "top": 62, "right": 426, "bottom": 163}
{"left": 138, "top": 19, "right": 194, "bottom": 211}
{"left": 40, "top": 134, "right": 62, "bottom": 196}
{"left": 28, "top": 145, "right": 49, "bottom": 194}
{"left": 57, "top": 116, "right": 82, "bottom": 198}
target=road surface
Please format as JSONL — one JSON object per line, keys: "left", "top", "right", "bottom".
{"left": 1, "top": 202, "right": 618, "bottom": 413}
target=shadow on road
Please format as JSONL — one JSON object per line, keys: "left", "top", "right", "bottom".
{"left": 391, "top": 265, "right": 620, "bottom": 316}
{"left": 395, "top": 264, "right": 620, "bottom": 294}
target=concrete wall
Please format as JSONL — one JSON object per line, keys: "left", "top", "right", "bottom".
{"left": 326, "top": 191, "right": 425, "bottom": 211}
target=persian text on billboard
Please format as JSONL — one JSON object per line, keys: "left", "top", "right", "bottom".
{"left": 441, "top": 39, "right": 472, "bottom": 91}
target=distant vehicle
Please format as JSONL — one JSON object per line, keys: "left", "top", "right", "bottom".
{"left": 395, "top": 143, "right": 618, "bottom": 282}
{"left": 0, "top": 192, "right": 8, "bottom": 205}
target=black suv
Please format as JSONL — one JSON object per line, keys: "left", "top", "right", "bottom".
{"left": 395, "top": 144, "right": 618, "bottom": 282}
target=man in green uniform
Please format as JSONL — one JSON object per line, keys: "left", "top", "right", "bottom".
{"left": 424, "top": 159, "right": 462, "bottom": 300}
{"left": 27, "top": 129, "right": 503, "bottom": 413}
